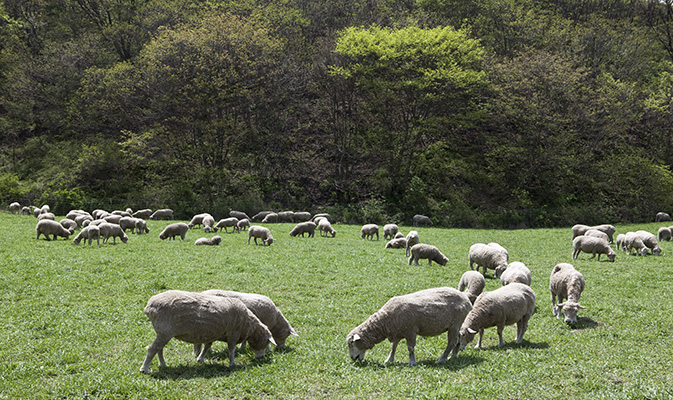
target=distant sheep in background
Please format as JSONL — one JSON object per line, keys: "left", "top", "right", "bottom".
{"left": 188, "top": 213, "right": 213, "bottom": 229}
{"left": 237, "top": 219, "right": 250, "bottom": 232}
{"left": 9, "top": 202, "right": 20, "bottom": 214}
{"left": 133, "top": 209, "right": 153, "bottom": 219}
{"left": 408, "top": 243, "right": 448, "bottom": 266}
{"left": 252, "top": 211, "right": 274, "bottom": 222}
{"left": 262, "top": 213, "right": 279, "bottom": 223}
{"left": 571, "top": 224, "right": 616, "bottom": 243}
{"left": 655, "top": 212, "right": 672, "bottom": 222}
{"left": 215, "top": 217, "right": 240, "bottom": 233}
{"left": 572, "top": 236, "right": 615, "bottom": 262}
{"left": 412, "top": 214, "right": 433, "bottom": 227}
{"left": 289, "top": 221, "right": 316, "bottom": 238}
{"left": 150, "top": 209, "right": 174, "bottom": 220}
{"left": 657, "top": 227, "right": 671, "bottom": 242}
{"left": 230, "top": 210, "right": 250, "bottom": 221}
{"left": 293, "top": 212, "right": 312, "bottom": 222}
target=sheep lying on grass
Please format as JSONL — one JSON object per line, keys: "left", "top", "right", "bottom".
{"left": 140, "top": 290, "right": 275, "bottom": 374}
{"left": 549, "top": 263, "right": 585, "bottom": 324}
{"left": 159, "top": 223, "right": 189, "bottom": 241}
{"left": 468, "top": 243, "right": 509, "bottom": 276}
{"left": 572, "top": 236, "right": 615, "bottom": 262}
{"left": 408, "top": 243, "right": 448, "bottom": 266}
{"left": 361, "top": 224, "right": 379, "bottom": 240}
{"left": 248, "top": 225, "right": 274, "bottom": 246}
{"left": 195, "top": 236, "right": 222, "bottom": 246}
{"left": 73, "top": 225, "right": 100, "bottom": 246}
{"left": 499, "top": 262, "right": 532, "bottom": 286}
{"left": 36, "top": 220, "right": 74, "bottom": 241}
{"left": 458, "top": 270, "right": 485, "bottom": 305}
{"left": 289, "top": 221, "right": 316, "bottom": 238}
{"left": 405, "top": 231, "right": 419, "bottom": 257}
{"left": 385, "top": 237, "right": 407, "bottom": 249}
{"left": 346, "top": 287, "right": 472, "bottom": 366}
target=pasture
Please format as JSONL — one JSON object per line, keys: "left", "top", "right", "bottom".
{"left": 0, "top": 212, "right": 672, "bottom": 399}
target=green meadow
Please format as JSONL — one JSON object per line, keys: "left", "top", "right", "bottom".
{"left": 1, "top": 212, "right": 672, "bottom": 399}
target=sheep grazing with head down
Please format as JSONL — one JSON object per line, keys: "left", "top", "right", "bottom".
{"left": 346, "top": 287, "right": 472, "bottom": 366}
{"left": 159, "top": 223, "right": 189, "bottom": 241}
{"left": 229, "top": 210, "right": 250, "bottom": 221}
{"left": 405, "top": 231, "right": 420, "bottom": 257}
{"left": 468, "top": 243, "right": 509, "bottom": 277}
{"left": 248, "top": 225, "right": 274, "bottom": 246}
{"left": 59, "top": 218, "right": 78, "bottom": 233}
{"left": 624, "top": 232, "right": 649, "bottom": 256}
{"left": 361, "top": 224, "right": 379, "bottom": 240}
{"left": 499, "top": 262, "right": 532, "bottom": 286}
{"left": 188, "top": 213, "right": 212, "bottom": 229}
{"left": 383, "top": 224, "right": 399, "bottom": 240}
{"left": 132, "top": 209, "right": 153, "bottom": 219}
{"left": 635, "top": 230, "right": 662, "bottom": 256}
{"left": 252, "top": 211, "right": 274, "bottom": 222}
{"left": 73, "top": 225, "right": 101, "bottom": 246}
{"left": 658, "top": 227, "right": 672, "bottom": 242}
{"left": 293, "top": 212, "right": 312, "bottom": 222}
{"left": 571, "top": 224, "right": 616, "bottom": 243}
{"left": 549, "top": 263, "right": 585, "bottom": 324}
{"left": 289, "top": 221, "right": 316, "bottom": 238}
{"left": 615, "top": 234, "right": 626, "bottom": 252}
{"left": 195, "top": 236, "right": 222, "bottom": 246}
{"left": 583, "top": 229, "right": 609, "bottom": 243}
{"left": 318, "top": 219, "right": 337, "bottom": 238}
{"left": 150, "top": 209, "right": 174, "bottom": 220}
{"left": 215, "top": 217, "right": 240, "bottom": 233}
{"left": 262, "top": 213, "right": 279, "bottom": 223}
{"left": 99, "top": 222, "right": 128, "bottom": 244}
{"left": 458, "top": 270, "right": 485, "bottom": 305}
{"left": 572, "top": 236, "right": 615, "bottom": 262}
{"left": 139, "top": 290, "right": 275, "bottom": 374}
{"left": 237, "top": 218, "right": 250, "bottom": 232}
{"left": 202, "top": 215, "right": 217, "bottom": 233}
{"left": 458, "top": 283, "right": 535, "bottom": 350}
{"left": 408, "top": 243, "right": 449, "bottom": 266}
{"left": 412, "top": 214, "right": 433, "bottom": 227}
{"left": 36, "top": 220, "right": 74, "bottom": 241}
{"left": 655, "top": 212, "right": 672, "bottom": 222}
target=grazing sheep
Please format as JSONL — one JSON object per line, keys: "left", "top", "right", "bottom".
{"left": 202, "top": 289, "right": 298, "bottom": 349}
{"left": 572, "top": 236, "right": 616, "bottom": 262}
{"left": 202, "top": 215, "right": 217, "bottom": 233}
{"left": 655, "top": 212, "right": 672, "bottom": 222}
{"left": 346, "top": 287, "right": 472, "bottom": 366}
{"left": 248, "top": 225, "right": 274, "bottom": 246}
{"left": 135, "top": 218, "right": 150, "bottom": 235}
{"left": 103, "top": 214, "right": 122, "bottom": 224}
{"left": 21, "top": 206, "right": 31, "bottom": 215}
{"left": 99, "top": 222, "right": 129, "bottom": 244}
{"left": 499, "top": 262, "right": 532, "bottom": 286}
{"left": 624, "top": 233, "right": 650, "bottom": 256}
{"left": 458, "top": 283, "right": 535, "bottom": 350}
{"left": 361, "top": 224, "right": 379, "bottom": 240}
{"left": 150, "top": 209, "right": 174, "bottom": 220}
{"left": 262, "top": 212, "right": 279, "bottom": 223}
{"left": 549, "top": 263, "right": 585, "bottom": 324}
{"left": 571, "top": 224, "right": 616, "bottom": 242}
{"left": 111, "top": 210, "right": 132, "bottom": 217}
{"left": 73, "top": 214, "right": 93, "bottom": 228}
{"left": 59, "top": 218, "right": 78, "bottom": 232}
{"left": 277, "top": 211, "right": 295, "bottom": 223}
{"left": 188, "top": 213, "right": 213, "bottom": 229}
{"left": 468, "top": 243, "right": 509, "bottom": 277}
{"left": 36, "top": 220, "right": 74, "bottom": 241}
{"left": 37, "top": 212, "right": 55, "bottom": 221}
{"left": 215, "top": 217, "right": 240, "bottom": 233}
{"left": 91, "top": 209, "right": 109, "bottom": 220}
{"left": 405, "top": 231, "right": 420, "bottom": 257}
{"left": 132, "top": 209, "right": 153, "bottom": 219}
{"left": 40, "top": 204, "right": 50, "bottom": 214}
{"left": 408, "top": 243, "right": 449, "bottom": 266}
{"left": 311, "top": 213, "right": 331, "bottom": 223}
{"left": 458, "top": 270, "right": 485, "bottom": 305}
{"left": 9, "top": 202, "right": 20, "bottom": 214}
{"left": 412, "top": 214, "right": 433, "bottom": 227}
{"left": 119, "top": 217, "right": 140, "bottom": 233}
{"left": 289, "top": 221, "right": 316, "bottom": 238}
{"left": 385, "top": 237, "right": 407, "bottom": 249}
{"left": 229, "top": 210, "right": 250, "bottom": 221}
{"left": 293, "top": 212, "right": 312, "bottom": 222}
{"left": 383, "top": 224, "right": 399, "bottom": 240}
{"left": 237, "top": 218, "right": 250, "bottom": 232}
{"left": 159, "top": 223, "right": 189, "bottom": 241}
{"left": 195, "top": 236, "right": 222, "bottom": 246}
{"left": 66, "top": 210, "right": 91, "bottom": 221}
{"left": 635, "top": 230, "right": 662, "bottom": 256}
{"left": 615, "top": 233, "right": 626, "bottom": 251}
{"left": 139, "top": 290, "right": 275, "bottom": 374}
{"left": 318, "top": 219, "right": 337, "bottom": 238}
{"left": 658, "top": 227, "right": 672, "bottom": 242}
{"left": 252, "top": 211, "right": 274, "bottom": 222}
{"left": 73, "top": 225, "right": 101, "bottom": 246}
{"left": 584, "top": 229, "right": 609, "bottom": 243}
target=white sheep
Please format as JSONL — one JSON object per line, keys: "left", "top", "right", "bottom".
{"left": 385, "top": 237, "right": 407, "bottom": 249}
{"left": 468, "top": 243, "right": 509, "bottom": 277}
{"left": 252, "top": 211, "right": 274, "bottom": 222}
{"left": 159, "top": 222, "right": 189, "bottom": 241}
{"left": 458, "top": 270, "right": 485, "bottom": 305}
{"left": 73, "top": 225, "right": 100, "bottom": 246}
{"left": 195, "top": 236, "right": 222, "bottom": 246}
{"left": 99, "top": 222, "right": 128, "bottom": 244}
{"left": 202, "top": 215, "right": 216, "bottom": 233}
{"left": 318, "top": 219, "right": 336, "bottom": 238}
{"left": 657, "top": 227, "right": 672, "bottom": 242}
{"left": 458, "top": 282, "right": 536, "bottom": 350}
{"left": 549, "top": 263, "right": 586, "bottom": 324}
{"left": 361, "top": 224, "right": 379, "bottom": 240}
{"left": 655, "top": 212, "right": 672, "bottom": 222}
{"left": 92, "top": 209, "right": 109, "bottom": 220}
{"left": 9, "top": 202, "right": 20, "bottom": 214}
{"left": 135, "top": 218, "right": 150, "bottom": 235}
{"left": 635, "top": 230, "right": 662, "bottom": 256}
{"left": 383, "top": 224, "right": 399, "bottom": 240}
{"left": 36, "top": 220, "right": 74, "bottom": 241}
{"left": 412, "top": 214, "right": 433, "bottom": 227}
{"left": 112, "top": 210, "right": 132, "bottom": 217}
{"left": 624, "top": 232, "right": 649, "bottom": 256}
{"left": 215, "top": 217, "right": 240, "bottom": 233}
{"left": 21, "top": 206, "right": 31, "bottom": 215}
{"left": 583, "top": 229, "right": 609, "bottom": 243}
{"left": 277, "top": 211, "right": 295, "bottom": 223}
{"left": 571, "top": 224, "right": 616, "bottom": 242}
{"left": 293, "top": 212, "right": 312, "bottom": 222}
{"left": 188, "top": 213, "right": 213, "bottom": 229}
{"left": 499, "top": 262, "right": 532, "bottom": 286}
{"left": 262, "top": 212, "right": 279, "bottom": 223}
{"left": 140, "top": 290, "right": 275, "bottom": 374}
{"left": 615, "top": 233, "right": 626, "bottom": 251}
{"left": 289, "top": 221, "right": 316, "bottom": 238}
{"left": 408, "top": 243, "right": 448, "bottom": 266}
{"left": 149, "top": 209, "right": 174, "bottom": 220}
{"left": 572, "top": 236, "right": 616, "bottom": 262}
{"left": 311, "top": 213, "right": 331, "bottom": 223}
{"left": 229, "top": 210, "right": 250, "bottom": 221}
{"left": 74, "top": 214, "right": 93, "bottom": 227}
{"left": 40, "top": 204, "right": 50, "bottom": 214}
{"left": 405, "top": 231, "right": 419, "bottom": 257}
{"left": 346, "top": 287, "right": 472, "bottom": 366}
{"left": 103, "top": 214, "right": 122, "bottom": 224}
{"left": 37, "top": 212, "right": 55, "bottom": 221}
{"left": 248, "top": 225, "right": 274, "bottom": 246}
{"left": 237, "top": 218, "right": 250, "bottom": 231}
{"left": 59, "top": 218, "right": 78, "bottom": 232}
{"left": 132, "top": 209, "right": 153, "bottom": 219}
{"left": 119, "top": 217, "right": 140, "bottom": 233}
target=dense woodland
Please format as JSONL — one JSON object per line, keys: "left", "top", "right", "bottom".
{"left": 2, "top": 0, "right": 673, "bottom": 227}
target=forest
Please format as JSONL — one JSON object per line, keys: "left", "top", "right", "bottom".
{"left": 2, "top": 0, "right": 673, "bottom": 227}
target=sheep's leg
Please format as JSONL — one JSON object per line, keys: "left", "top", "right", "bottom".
{"left": 437, "top": 331, "right": 459, "bottom": 363}
{"left": 193, "top": 343, "right": 202, "bottom": 357}
{"left": 496, "top": 325, "right": 505, "bottom": 346}
{"left": 196, "top": 342, "right": 212, "bottom": 363}
{"left": 140, "top": 336, "right": 170, "bottom": 374}
{"left": 406, "top": 336, "right": 417, "bottom": 366}
{"left": 239, "top": 340, "right": 247, "bottom": 353}
{"left": 475, "top": 329, "right": 484, "bottom": 349}
{"left": 408, "top": 256, "right": 413, "bottom": 265}
{"left": 385, "top": 340, "right": 399, "bottom": 363}
{"left": 516, "top": 315, "right": 530, "bottom": 343}
{"left": 227, "top": 340, "right": 238, "bottom": 367}
{"left": 551, "top": 293, "right": 558, "bottom": 317}
{"left": 588, "top": 251, "right": 596, "bottom": 260}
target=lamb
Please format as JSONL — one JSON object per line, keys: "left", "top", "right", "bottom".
{"left": 458, "top": 282, "right": 536, "bottom": 350}
{"left": 412, "top": 214, "right": 433, "bottom": 227}
{"left": 549, "top": 263, "right": 586, "bottom": 324}
{"left": 195, "top": 236, "right": 222, "bottom": 246}
{"left": 134, "top": 218, "right": 150, "bottom": 235}
{"left": 139, "top": 290, "right": 275, "bottom": 374}
{"left": 59, "top": 218, "right": 78, "bottom": 232}
{"left": 383, "top": 224, "right": 399, "bottom": 240}
{"left": 499, "top": 262, "right": 532, "bottom": 286}
{"left": 248, "top": 225, "right": 274, "bottom": 246}
{"left": 655, "top": 212, "right": 672, "bottom": 222}
{"left": 583, "top": 229, "right": 609, "bottom": 243}
{"left": 468, "top": 243, "right": 509, "bottom": 276}
{"left": 99, "top": 222, "right": 129, "bottom": 244}
{"left": 132, "top": 209, "right": 153, "bottom": 219}
{"left": 237, "top": 218, "right": 250, "bottom": 231}
{"left": 73, "top": 225, "right": 101, "bottom": 246}
{"left": 188, "top": 213, "right": 213, "bottom": 229}
{"left": 289, "top": 221, "right": 316, "bottom": 238}
{"left": 408, "top": 243, "right": 449, "bottom": 266}
{"left": 293, "top": 212, "right": 312, "bottom": 222}
{"left": 635, "top": 230, "right": 662, "bottom": 256}
{"left": 149, "top": 209, "right": 174, "bottom": 220}
{"left": 405, "top": 231, "right": 420, "bottom": 257}
{"left": 202, "top": 215, "right": 217, "bottom": 233}
{"left": 572, "top": 236, "right": 616, "bottom": 262}
{"left": 229, "top": 210, "right": 250, "bottom": 221}
{"left": 36, "top": 220, "right": 74, "bottom": 241}
{"left": 215, "top": 217, "right": 240, "bottom": 233}
{"left": 623, "top": 232, "right": 649, "bottom": 256}
{"left": 658, "top": 227, "right": 672, "bottom": 242}
{"left": 252, "top": 211, "right": 274, "bottom": 222}
{"left": 385, "top": 237, "right": 407, "bottom": 249}
{"left": 318, "top": 218, "right": 337, "bottom": 238}
{"left": 159, "top": 222, "right": 189, "bottom": 241}
{"left": 202, "top": 289, "right": 298, "bottom": 349}
{"left": 9, "top": 202, "right": 20, "bottom": 213}
{"left": 262, "top": 212, "right": 279, "bottom": 223}
{"left": 458, "top": 270, "right": 485, "bottom": 305}
{"left": 361, "top": 224, "right": 379, "bottom": 240}
{"left": 346, "top": 287, "right": 472, "bottom": 366}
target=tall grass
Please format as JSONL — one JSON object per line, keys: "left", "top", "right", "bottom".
{"left": 0, "top": 213, "right": 672, "bottom": 399}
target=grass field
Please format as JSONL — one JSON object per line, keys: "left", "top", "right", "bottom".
{"left": 1, "top": 212, "right": 672, "bottom": 399}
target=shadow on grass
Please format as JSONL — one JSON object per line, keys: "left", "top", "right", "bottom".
{"left": 350, "top": 353, "right": 485, "bottom": 371}
{"left": 570, "top": 316, "right": 599, "bottom": 330}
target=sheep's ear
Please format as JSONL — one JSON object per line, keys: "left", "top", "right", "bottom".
{"left": 290, "top": 327, "right": 299, "bottom": 337}
{"left": 269, "top": 336, "right": 277, "bottom": 346}
{"left": 556, "top": 303, "right": 565, "bottom": 308}
{"left": 578, "top": 305, "right": 586, "bottom": 309}
{"left": 467, "top": 328, "right": 477, "bottom": 335}
{"left": 352, "top": 334, "right": 361, "bottom": 342}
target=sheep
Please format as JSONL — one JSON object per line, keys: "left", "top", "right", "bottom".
{"left": 59, "top": 218, "right": 78, "bottom": 232}
{"left": 583, "top": 229, "right": 609, "bottom": 243}
{"left": 311, "top": 213, "right": 331, "bottom": 223}
{"left": 159, "top": 222, "right": 189, "bottom": 241}
{"left": 37, "top": 212, "right": 55, "bottom": 221}
{"left": 408, "top": 243, "right": 449, "bottom": 266}
{"left": 658, "top": 227, "right": 672, "bottom": 242}
{"left": 623, "top": 233, "right": 650, "bottom": 256}
{"left": 458, "top": 282, "right": 535, "bottom": 350}
{"left": 405, "top": 231, "right": 420, "bottom": 257}
{"left": 73, "top": 225, "right": 100, "bottom": 246}
{"left": 382, "top": 224, "right": 399, "bottom": 240}
{"left": 135, "top": 218, "right": 150, "bottom": 235}
{"left": 188, "top": 213, "right": 213, "bottom": 229}
{"left": 99, "top": 222, "right": 128, "bottom": 244}
{"left": 237, "top": 218, "right": 250, "bottom": 232}
{"left": 139, "top": 290, "right": 275, "bottom": 374}
{"left": 293, "top": 212, "right": 312, "bottom": 222}
{"left": 74, "top": 214, "right": 93, "bottom": 228}
{"left": 262, "top": 212, "right": 279, "bottom": 223}
{"left": 635, "top": 230, "right": 662, "bottom": 256}
{"left": 385, "top": 237, "right": 407, "bottom": 249}
{"left": 572, "top": 236, "right": 616, "bottom": 262}
{"left": 615, "top": 233, "right": 626, "bottom": 252}
{"left": 252, "top": 211, "right": 274, "bottom": 222}
{"left": 111, "top": 210, "right": 132, "bottom": 217}
{"left": 571, "top": 224, "right": 616, "bottom": 242}
{"left": 21, "top": 206, "right": 31, "bottom": 215}
{"left": 149, "top": 209, "right": 174, "bottom": 220}
{"left": 318, "top": 219, "right": 337, "bottom": 238}
{"left": 229, "top": 210, "right": 250, "bottom": 221}
{"left": 132, "top": 209, "right": 153, "bottom": 219}
{"left": 91, "top": 209, "right": 109, "bottom": 220}
{"left": 458, "top": 270, "right": 485, "bottom": 305}
{"left": 202, "top": 215, "right": 217, "bottom": 233}
{"left": 499, "top": 262, "right": 532, "bottom": 286}
{"left": 248, "top": 225, "right": 274, "bottom": 246}
{"left": 215, "top": 217, "right": 240, "bottom": 233}
{"left": 361, "top": 224, "right": 379, "bottom": 240}
{"left": 655, "top": 212, "right": 672, "bottom": 222}
{"left": 412, "top": 214, "right": 433, "bottom": 227}
{"left": 36, "top": 220, "right": 74, "bottom": 241}
{"left": 277, "top": 211, "right": 295, "bottom": 223}
{"left": 289, "top": 221, "right": 316, "bottom": 238}
{"left": 9, "top": 202, "right": 20, "bottom": 214}
{"left": 346, "top": 287, "right": 472, "bottom": 366}
{"left": 201, "top": 289, "right": 298, "bottom": 349}
{"left": 468, "top": 243, "right": 509, "bottom": 277}
{"left": 119, "top": 217, "right": 141, "bottom": 233}
{"left": 40, "top": 204, "right": 50, "bottom": 214}
{"left": 549, "top": 263, "right": 586, "bottom": 324}
{"left": 195, "top": 236, "right": 222, "bottom": 246}
{"left": 66, "top": 209, "right": 91, "bottom": 221}
{"left": 103, "top": 214, "right": 122, "bottom": 224}
{"left": 394, "top": 232, "right": 404, "bottom": 239}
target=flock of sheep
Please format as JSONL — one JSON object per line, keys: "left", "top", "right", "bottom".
{"left": 8, "top": 201, "right": 669, "bottom": 372}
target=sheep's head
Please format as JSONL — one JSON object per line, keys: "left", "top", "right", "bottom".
{"left": 437, "top": 255, "right": 449, "bottom": 266}
{"left": 639, "top": 247, "right": 649, "bottom": 256}
{"left": 458, "top": 327, "right": 477, "bottom": 350}
{"left": 494, "top": 264, "right": 508, "bottom": 278}
{"left": 607, "top": 249, "right": 616, "bottom": 262}
{"left": 347, "top": 332, "right": 367, "bottom": 361}
{"left": 211, "top": 236, "right": 222, "bottom": 245}
{"left": 330, "top": 229, "right": 337, "bottom": 238}
{"left": 653, "top": 246, "right": 662, "bottom": 256}
{"left": 248, "top": 326, "right": 276, "bottom": 359}
{"left": 557, "top": 301, "right": 586, "bottom": 324}
{"left": 265, "top": 236, "right": 274, "bottom": 246}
